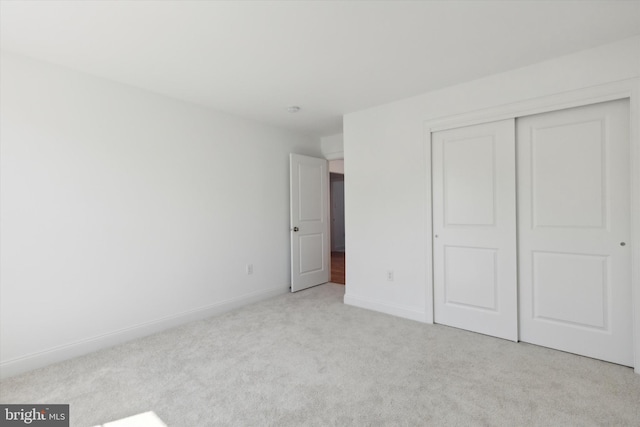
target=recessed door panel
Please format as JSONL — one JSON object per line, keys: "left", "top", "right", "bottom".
{"left": 532, "top": 252, "right": 608, "bottom": 329}
{"left": 531, "top": 119, "right": 605, "bottom": 228}
{"left": 299, "top": 234, "right": 324, "bottom": 274}
{"left": 518, "top": 100, "right": 632, "bottom": 366}
{"left": 298, "top": 164, "right": 323, "bottom": 222}
{"left": 444, "top": 246, "right": 498, "bottom": 311}
{"left": 443, "top": 136, "right": 496, "bottom": 226}
{"left": 433, "top": 119, "right": 517, "bottom": 341}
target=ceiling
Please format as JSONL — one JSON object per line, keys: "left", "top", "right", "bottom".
{"left": 1, "top": 1, "right": 639, "bottom": 137}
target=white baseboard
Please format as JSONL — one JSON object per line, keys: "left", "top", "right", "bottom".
{"left": 344, "top": 293, "right": 429, "bottom": 323}
{"left": 0, "top": 286, "right": 288, "bottom": 380}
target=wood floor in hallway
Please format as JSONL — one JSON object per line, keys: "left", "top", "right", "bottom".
{"left": 331, "top": 251, "right": 345, "bottom": 285}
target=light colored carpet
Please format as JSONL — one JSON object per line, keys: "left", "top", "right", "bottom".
{"left": 1, "top": 283, "right": 639, "bottom": 426}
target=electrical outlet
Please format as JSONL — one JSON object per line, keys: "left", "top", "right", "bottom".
{"left": 246, "top": 264, "right": 254, "bottom": 275}
{"left": 387, "top": 270, "right": 394, "bottom": 282}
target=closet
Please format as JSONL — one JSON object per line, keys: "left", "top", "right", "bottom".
{"left": 432, "top": 99, "right": 633, "bottom": 366}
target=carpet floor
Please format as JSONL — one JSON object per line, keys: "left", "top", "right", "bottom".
{"left": 1, "top": 283, "right": 639, "bottom": 426}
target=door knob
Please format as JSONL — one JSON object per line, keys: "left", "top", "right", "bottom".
{"left": 620, "top": 242, "right": 626, "bottom": 246}
{"left": 293, "top": 227, "right": 299, "bottom": 232}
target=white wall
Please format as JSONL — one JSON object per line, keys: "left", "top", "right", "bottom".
{"left": 0, "top": 52, "right": 321, "bottom": 378}
{"left": 321, "top": 133, "right": 344, "bottom": 160}
{"left": 343, "top": 36, "right": 640, "bottom": 322}
{"left": 329, "top": 160, "right": 344, "bottom": 174}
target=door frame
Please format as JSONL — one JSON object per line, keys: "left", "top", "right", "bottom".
{"left": 423, "top": 77, "right": 640, "bottom": 373}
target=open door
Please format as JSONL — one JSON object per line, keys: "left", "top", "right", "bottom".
{"left": 290, "top": 154, "right": 330, "bottom": 292}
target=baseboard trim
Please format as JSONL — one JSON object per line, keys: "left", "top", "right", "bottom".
{"left": 0, "top": 286, "right": 288, "bottom": 379}
{"left": 344, "top": 293, "right": 429, "bottom": 323}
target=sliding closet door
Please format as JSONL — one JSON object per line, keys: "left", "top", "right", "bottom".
{"left": 517, "top": 100, "right": 633, "bottom": 366}
{"left": 432, "top": 119, "right": 518, "bottom": 341}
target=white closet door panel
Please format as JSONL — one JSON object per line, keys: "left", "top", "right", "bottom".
{"left": 433, "top": 119, "right": 517, "bottom": 341}
{"left": 517, "top": 100, "right": 633, "bottom": 366}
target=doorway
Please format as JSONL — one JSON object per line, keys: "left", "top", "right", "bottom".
{"left": 330, "top": 161, "right": 345, "bottom": 284}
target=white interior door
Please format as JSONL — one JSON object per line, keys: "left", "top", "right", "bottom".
{"left": 290, "top": 154, "right": 330, "bottom": 292}
{"left": 517, "top": 100, "right": 633, "bottom": 366}
{"left": 432, "top": 119, "right": 518, "bottom": 341}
